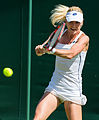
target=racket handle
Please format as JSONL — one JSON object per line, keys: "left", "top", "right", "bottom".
{"left": 49, "top": 46, "right": 52, "bottom": 50}
{"left": 46, "top": 48, "right": 56, "bottom": 54}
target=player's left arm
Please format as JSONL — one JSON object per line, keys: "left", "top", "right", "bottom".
{"left": 53, "top": 35, "right": 89, "bottom": 59}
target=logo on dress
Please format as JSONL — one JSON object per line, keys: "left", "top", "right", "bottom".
{"left": 72, "top": 41, "right": 76, "bottom": 43}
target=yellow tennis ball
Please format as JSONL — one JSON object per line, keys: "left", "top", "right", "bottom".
{"left": 3, "top": 68, "right": 13, "bottom": 77}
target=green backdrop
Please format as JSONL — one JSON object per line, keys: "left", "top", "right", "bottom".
{"left": 0, "top": 0, "right": 29, "bottom": 120}
{"left": 0, "top": 0, "right": 99, "bottom": 120}
{"left": 31, "top": 0, "right": 99, "bottom": 120}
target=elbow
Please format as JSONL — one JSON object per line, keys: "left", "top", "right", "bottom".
{"left": 66, "top": 54, "right": 75, "bottom": 59}
{"left": 64, "top": 50, "right": 76, "bottom": 59}
{"left": 66, "top": 56, "right": 73, "bottom": 59}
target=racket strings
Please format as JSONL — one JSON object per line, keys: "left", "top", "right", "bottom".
{"left": 44, "top": 23, "right": 66, "bottom": 50}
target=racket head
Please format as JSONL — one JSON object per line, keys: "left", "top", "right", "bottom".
{"left": 44, "top": 23, "right": 66, "bottom": 50}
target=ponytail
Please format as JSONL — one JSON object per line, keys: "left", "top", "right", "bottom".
{"left": 50, "top": 4, "right": 69, "bottom": 27}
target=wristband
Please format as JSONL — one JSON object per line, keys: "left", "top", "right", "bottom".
{"left": 47, "top": 48, "right": 56, "bottom": 54}
{"left": 51, "top": 48, "right": 56, "bottom": 54}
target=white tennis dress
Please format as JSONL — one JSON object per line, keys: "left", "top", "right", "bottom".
{"left": 45, "top": 31, "right": 87, "bottom": 105}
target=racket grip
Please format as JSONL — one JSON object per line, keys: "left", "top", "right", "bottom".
{"left": 47, "top": 48, "right": 56, "bottom": 54}
{"left": 49, "top": 46, "right": 52, "bottom": 50}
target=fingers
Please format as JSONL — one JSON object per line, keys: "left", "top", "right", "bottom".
{"left": 35, "top": 45, "right": 45, "bottom": 56}
{"left": 35, "top": 45, "right": 43, "bottom": 50}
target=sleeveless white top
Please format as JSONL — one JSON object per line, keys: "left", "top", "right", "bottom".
{"left": 45, "top": 30, "right": 87, "bottom": 105}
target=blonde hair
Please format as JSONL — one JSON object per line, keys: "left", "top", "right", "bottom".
{"left": 50, "top": 4, "right": 83, "bottom": 27}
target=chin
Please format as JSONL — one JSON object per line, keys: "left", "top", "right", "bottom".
{"left": 70, "top": 29, "right": 80, "bottom": 34}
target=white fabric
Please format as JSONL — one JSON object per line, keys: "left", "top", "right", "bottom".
{"left": 45, "top": 30, "right": 87, "bottom": 105}
{"left": 66, "top": 11, "right": 83, "bottom": 23}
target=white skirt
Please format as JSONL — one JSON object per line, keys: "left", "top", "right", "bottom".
{"left": 44, "top": 71, "right": 87, "bottom": 105}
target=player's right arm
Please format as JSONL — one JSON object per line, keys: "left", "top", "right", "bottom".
{"left": 35, "top": 31, "right": 54, "bottom": 56}
{"left": 35, "top": 38, "right": 50, "bottom": 56}
{"left": 35, "top": 45, "right": 45, "bottom": 56}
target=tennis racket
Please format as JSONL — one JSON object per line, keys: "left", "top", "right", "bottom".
{"left": 43, "top": 23, "right": 66, "bottom": 51}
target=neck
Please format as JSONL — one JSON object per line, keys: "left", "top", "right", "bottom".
{"left": 67, "top": 29, "right": 80, "bottom": 39}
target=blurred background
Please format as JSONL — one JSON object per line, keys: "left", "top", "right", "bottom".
{"left": 0, "top": 0, "right": 99, "bottom": 120}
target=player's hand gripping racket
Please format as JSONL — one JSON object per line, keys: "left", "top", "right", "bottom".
{"left": 43, "top": 23, "right": 66, "bottom": 51}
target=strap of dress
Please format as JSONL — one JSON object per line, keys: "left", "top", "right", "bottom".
{"left": 72, "top": 31, "right": 83, "bottom": 44}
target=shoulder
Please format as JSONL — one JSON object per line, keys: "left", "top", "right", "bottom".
{"left": 79, "top": 31, "right": 90, "bottom": 44}
{"left": 78, "top": 31, "right": 89, "bottom": 51}
{"left": 81, "top": 31, "right": 89, "bottom": 40}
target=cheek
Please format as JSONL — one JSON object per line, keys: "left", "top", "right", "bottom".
{"left": 79, "top": 23, "right": 83, "bottom": 27}
{"left": 76, "top": 24, "right": 81, "bottom": 28}
{"left": 79, "top": 24, "right": 83, "bottom": 28}
{"left": 67, "top": 24, "right": 72, "bottom": 28}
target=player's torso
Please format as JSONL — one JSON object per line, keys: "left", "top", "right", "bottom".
{"left": 54, "top": 31, "right": 87, "bottom": 75}
{"left": 59, "top": 29, "right": 81, "bottom": 45}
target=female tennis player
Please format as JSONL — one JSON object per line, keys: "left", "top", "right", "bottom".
{"left": 34, "top": 4, "right": 89, "bottom": 120}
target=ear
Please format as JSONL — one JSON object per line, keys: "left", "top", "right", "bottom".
{"left": 80, "top": 21, "right": 84, "bottom": 28}
{"left": 82, "top": 19, "right": 84, "bottom": 25}
{"left": 82, "top": 20, "right": 84, "bottom": 25}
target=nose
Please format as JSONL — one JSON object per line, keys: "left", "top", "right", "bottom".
{"left": 72, "top": 21, "right": 76, "bottom": 27}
